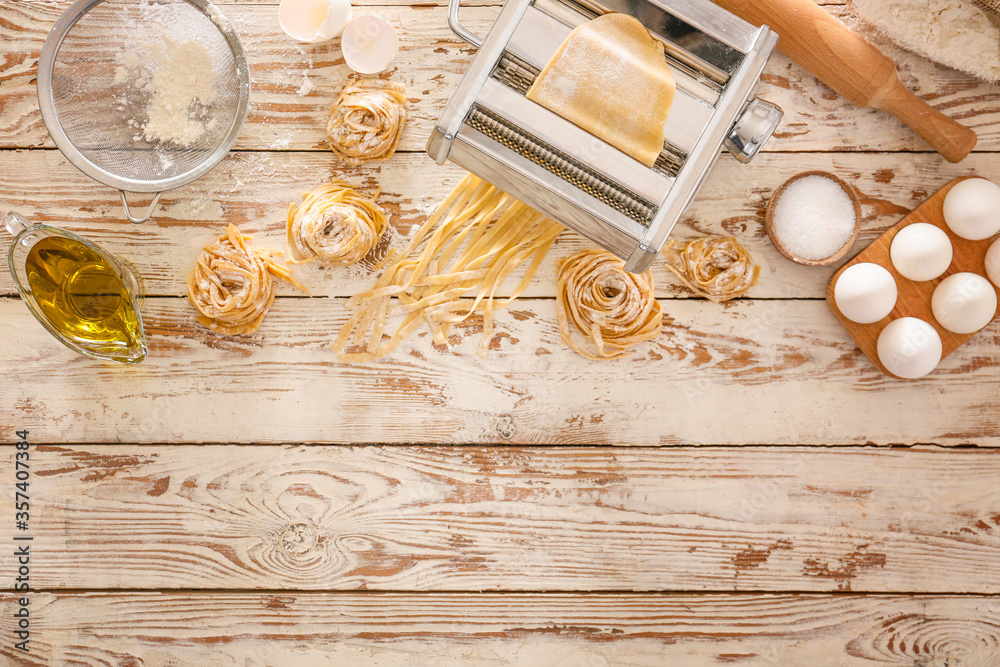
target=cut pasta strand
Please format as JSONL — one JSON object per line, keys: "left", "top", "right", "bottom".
{"left": 333, "top": 174, "right": 564, "bottom": 361}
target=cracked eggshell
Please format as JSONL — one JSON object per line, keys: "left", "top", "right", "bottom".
{"left": 279, "top": 0, "right": 352, "bottom": 43}
{"left": 342, "top": 15, "right": 398, "bottom": 74}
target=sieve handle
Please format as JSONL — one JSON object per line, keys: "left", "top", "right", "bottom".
{"left": 120, "top": 191, "right": 163, "bottom": 224}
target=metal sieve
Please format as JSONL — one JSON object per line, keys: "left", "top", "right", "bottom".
{"left": 37, "top": 0, "right": 250, "bottom": 223}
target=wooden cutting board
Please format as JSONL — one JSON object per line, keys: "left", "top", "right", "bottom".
{"left": 826, "top": 176, "right": 1000, "bottom": 378}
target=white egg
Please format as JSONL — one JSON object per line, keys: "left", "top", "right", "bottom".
{"left": 942, "top": 177, "right": 1000, "bottom": 240}
{"left": 834, "top": 263, "right": 898, "bottom": 324}
{"left": 889, "top": 222, "right": 953, "bottom": 282}
{"left": 342, "top": 16, "right": 398, "bottom": 74}
{"left": 931, "top": 272, "right": 998, "bottom": 334}
{"left": 986, "top": 237, "right": 1000, "bottom": 289}
{"left": 877, "top": 317, "right": 942, "bottom": 379}
{"left": 279, "top": 0, "right": 352, "bottom": 43}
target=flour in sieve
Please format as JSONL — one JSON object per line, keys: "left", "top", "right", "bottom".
{"left": 849, "top": 0, "right": 1000, "bottom": 82}
{"left": 139, "top": 36, "right": 219, "bottom": 146}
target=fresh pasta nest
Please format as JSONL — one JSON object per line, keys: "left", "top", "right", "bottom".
{"left": 663, "top": 235, "right": 759, "bottom": 302}
{"left": 327, "top": 78, "right": 407, "bottom": 165}
{"left": 187, "top": 224, "right": 309, "bottom": 336}
{"left": 556, "top": 249, "right": 662, "bottom": 359}
{"left": 287, "top": 181, "right": 388, "bottom": 265}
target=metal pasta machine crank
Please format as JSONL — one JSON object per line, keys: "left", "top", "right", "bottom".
{"left": 428, "top": 0, "right": 783, "bottom": 273}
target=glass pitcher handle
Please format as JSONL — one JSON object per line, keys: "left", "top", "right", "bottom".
{"left": 3, "top": 211, "right": 30, "bottom": 237}
{"left": 115, "top": 255, "right": 145, "bottom": 310}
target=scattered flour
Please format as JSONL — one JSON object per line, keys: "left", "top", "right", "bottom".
{"left": 298, "top": 72, "right": 316, "bottom": 96}
{"left": 849, "top": 0, "right": 1000, "bottom": 82}
{"left": 157, "top": 152, "right": 175, "bottom": 171}
{"left": 269, "top": 131, "right": 294, "bottom": 149}
{"left": 167, "top": 195, "right": 223, "bottom": 220}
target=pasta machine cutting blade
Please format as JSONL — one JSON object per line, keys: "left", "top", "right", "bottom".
{"left": 428, "top": 0, "right": 783, "bottom": 273}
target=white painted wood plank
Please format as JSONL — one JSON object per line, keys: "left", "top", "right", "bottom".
{"left": 3, "top": 150, "right": 996, "bottom": 300}
{"left": 3, "top": 297, "right": 999, "bottom": 445}
{"left": 4, "top": 444, "right": 999, "bottom": 592}
{"left": 0, "top": 593, "right": 998, "bottom": 666}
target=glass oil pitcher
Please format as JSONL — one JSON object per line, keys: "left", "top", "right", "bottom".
{"left": 5, "top": 212, "right": 147, "bottom": 363}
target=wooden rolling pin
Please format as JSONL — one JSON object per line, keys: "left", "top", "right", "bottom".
{"left": 714, "top": 0, "right": 978, "bottom": 162}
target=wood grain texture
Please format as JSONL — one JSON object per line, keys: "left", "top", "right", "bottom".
{"left": 1, "top": 3, "right": 998, "bottom": 153}
{"left": 829, "top": 176, "right": 1000, "bottom": 377}
{"left": 4, "top": 0, "right": 1000, "bottom": 661}
{"left": 2, "top": 445, "right": 999, "bottom": 592}
{"left": 3, "top": 296, "right": 1000, "bottom": 445}
{"left": 0, "top": 593, "right": 998, "bottom": 666}
{"left": 4, "top": 150, "right": 1000, "bottom": 300}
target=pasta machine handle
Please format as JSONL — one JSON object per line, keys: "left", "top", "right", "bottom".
{"left": 724, "top": 98, "right": 783, "bottom": 164}
{"left": 448, "top": 0, "right": 484, "bottom": 48}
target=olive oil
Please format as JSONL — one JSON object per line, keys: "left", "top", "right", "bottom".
{"left": 23, "top": 235, "right": 145, "bottom": 362}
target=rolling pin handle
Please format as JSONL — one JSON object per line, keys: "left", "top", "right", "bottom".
{"left": 448, "top": 0, "right": 484, "bottom": 48}
{"left": 873, "top": 82, "right": 978, "bottom": 163}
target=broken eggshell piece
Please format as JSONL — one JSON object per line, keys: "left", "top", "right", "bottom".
{"left": 279, "top": 0, "right": 353, "bottom": 43}
{"left": 342, "top": 15, "right": 399, "bottom": 74}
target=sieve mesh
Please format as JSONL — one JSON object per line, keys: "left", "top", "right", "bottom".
{"left": 40, "top": 0, "right": 248, "bottom": 192}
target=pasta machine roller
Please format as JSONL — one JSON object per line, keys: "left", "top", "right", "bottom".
{"left": 428, "top": 0, "right": 783, "bottom": 273}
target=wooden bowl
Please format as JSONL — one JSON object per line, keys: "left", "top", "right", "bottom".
{"left": 765, "top": 170, "right": 862, "bottom": 266}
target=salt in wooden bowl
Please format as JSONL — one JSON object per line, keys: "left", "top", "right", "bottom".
{"left": 765, "top": 170, "right": 862, "bottom": 266}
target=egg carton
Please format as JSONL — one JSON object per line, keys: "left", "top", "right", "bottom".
{"left": 826, "top": 176, "right": 1000, "bottom": 379}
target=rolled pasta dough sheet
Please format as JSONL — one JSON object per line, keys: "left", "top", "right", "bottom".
{"left": 526, "top": 13, "right": 676, "bottom": 167}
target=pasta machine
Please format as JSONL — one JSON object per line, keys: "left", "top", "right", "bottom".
{"left": 427, "top": 0, "right": 783, "bottom": 273}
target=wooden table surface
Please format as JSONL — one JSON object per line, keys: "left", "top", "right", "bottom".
{"left": 2, "top": 0, "right": 1000, "bottom": 664}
